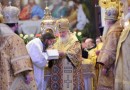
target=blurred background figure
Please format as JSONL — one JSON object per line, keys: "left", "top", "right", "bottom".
{"left": 50, "top": 0, "right": 68, "bottom": 18}
{"left": 73, "top": 0, "right": 89, "bottom": 32}
{"left": 49, "top": 0, "right": 62, "bottom": 11}
{"left": 19, "top": 0, "right": 44, "bottom": 20}
{"left": 67, "top": 0, "right": 77, "bottom": 31}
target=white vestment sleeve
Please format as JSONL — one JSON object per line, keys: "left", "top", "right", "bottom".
{"left": 26, "top": 43, "right": 47, "bottom": 69}
{"left": 76, "top": 20, "right": 87, "bottom": 30}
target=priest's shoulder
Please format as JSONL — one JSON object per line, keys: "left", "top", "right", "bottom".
{"left": 0, "top": 24, "right": 21, "bottom": 41}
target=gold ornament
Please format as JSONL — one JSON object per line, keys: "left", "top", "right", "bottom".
{"left": 99, "top": 0, "right": 111, "bottom": 8}
{"left": 99, "top": 0, "right": 120, "bottom": 19}
{"left": 41, "top": 6, "right": 56, "bottom": 35}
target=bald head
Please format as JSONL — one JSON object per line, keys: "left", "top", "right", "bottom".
{"left": 85, "top": 38, "right": 95, "bottom": 49}
{"left": 85, "top": 38, "right": 94, "bottom": 44}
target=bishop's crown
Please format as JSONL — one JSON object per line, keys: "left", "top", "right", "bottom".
{"left": 56, "top": 18, "right": 70, "bottom": 31}
{"left": 3, "top": 2, "right": 20, "bottom": 23}
{"left": 41, "top": 6, "right": 56, "bottom": 35}
{"left": 105, "top": 6, "right": 119, "bottom": 20}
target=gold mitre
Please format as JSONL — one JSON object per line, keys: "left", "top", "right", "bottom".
{"left": 105, "top": 5, "right": 119, "bottom": 20}
{"left": 99, "top": 0, "right": 111, "bottom": 8}
{"left": 56, "top": 18, "right": 69, "bottom": 32}
{"left": 41, "top": 6, "right": 56, "bottom": 34}
{"left": 99, "top": 0, "right": 119, "bottom": 8}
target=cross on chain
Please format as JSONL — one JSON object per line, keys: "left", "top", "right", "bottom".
{"left": 64, "top": 75, "right": 72, "bottom": 88}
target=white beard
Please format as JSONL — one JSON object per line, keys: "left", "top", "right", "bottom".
{"left": 60, "top": 34, "right": 69, "bottom": 43}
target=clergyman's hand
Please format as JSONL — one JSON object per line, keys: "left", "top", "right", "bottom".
{"left": 59, "top": 51, "right": 65, "bottom": 57}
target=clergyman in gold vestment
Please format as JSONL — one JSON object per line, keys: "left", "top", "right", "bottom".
{"left": 97, "top": 5, "right": 124, "bottom": 89}
{"left": 50, "top": 18, "right": 85, "bottom": 90}
{"left": 97, "top": 20, "right": 123, "bottom": 90}
{"left": 0, "top": 24, "right": 37, "bottom": 90}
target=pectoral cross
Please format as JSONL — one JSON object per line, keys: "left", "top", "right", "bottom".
{"left": 64, "top": 75, "right": 72, "bottom": 88}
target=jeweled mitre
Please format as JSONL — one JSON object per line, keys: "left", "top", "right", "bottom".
{"left": 3, "top": 5, "right": 20, "bottom": 23}
{"left": 56, "top": 18, "right": 70, "bottom": 32}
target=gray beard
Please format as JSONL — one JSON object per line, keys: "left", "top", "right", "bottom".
{"left": 60, "top": 34, "right": 69, "bottom": 43}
